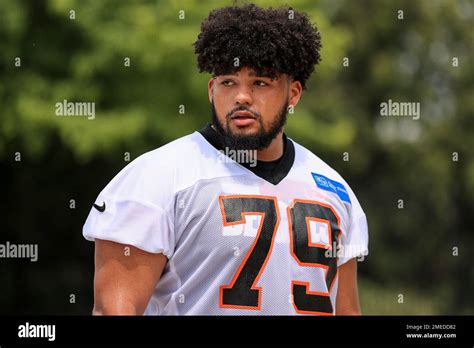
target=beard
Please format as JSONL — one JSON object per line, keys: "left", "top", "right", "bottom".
{"left": 211, "top": 99, "right": 289, "bottom": 151}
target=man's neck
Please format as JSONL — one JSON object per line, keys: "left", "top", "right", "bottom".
{"left": 257, "top": 132, "right": 284, "bottom": 161}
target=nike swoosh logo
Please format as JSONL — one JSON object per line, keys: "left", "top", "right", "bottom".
{"left": 93, "top": 202, "right": 106, "bottom": 212}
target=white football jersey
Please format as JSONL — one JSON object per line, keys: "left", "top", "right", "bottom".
{"left": 83, "top": 124, "right": 368, "bottom": 315}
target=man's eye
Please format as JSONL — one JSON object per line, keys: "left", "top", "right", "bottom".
{"left": 254, "top": 80, "right": 268, "bottom": 86}
{"left": 221, "top": 80, "right": 235, "bottom": 86}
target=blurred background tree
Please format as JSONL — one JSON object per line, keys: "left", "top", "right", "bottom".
{"left": 1, "top": 0, "right": 473, "bottom": 314}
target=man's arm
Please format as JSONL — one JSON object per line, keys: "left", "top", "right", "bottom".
{"left": 335, "top": 258, "right": 361, "bottom": 315}
{"left": 93, "top": 238, "right": 167, "bottom": 315}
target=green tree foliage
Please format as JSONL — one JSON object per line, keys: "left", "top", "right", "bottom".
{"left": 1, "top": 0, "right": 473, "bottom": 314}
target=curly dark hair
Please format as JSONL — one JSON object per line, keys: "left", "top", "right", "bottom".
{"left": 193, "top": 3, "right": 321, "bottom": 89}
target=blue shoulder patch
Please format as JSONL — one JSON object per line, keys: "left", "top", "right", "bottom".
{"left": 311, "top": 172, "right": 351, "bottom": 204}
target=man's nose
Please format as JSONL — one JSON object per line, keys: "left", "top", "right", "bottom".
{"left": 234, "top": 86, "right": 253, "bottom": 106}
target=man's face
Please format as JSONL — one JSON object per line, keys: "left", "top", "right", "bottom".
{"left": 208, "top": 67, "right": 301, "bottom": 151}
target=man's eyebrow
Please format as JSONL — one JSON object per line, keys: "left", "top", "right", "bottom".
{"left": 222, "top": 72, "right": 278, "bottom": 79}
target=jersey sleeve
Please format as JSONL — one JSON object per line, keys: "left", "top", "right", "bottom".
{"left": 337, "top": 184, "right": 369, "bottom": 267}
{"left": 82, "top": 152, "right": 176, "bottom": 258}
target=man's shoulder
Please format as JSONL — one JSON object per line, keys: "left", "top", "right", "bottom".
{"left": 140, "top": 131, "right": 202, "bottom": 163}
{"left": 100, "top": 131, "right": 212, "bottom": 202}
{"left": 290, "top": 138, "right": 347, "bottom": 184}
{"left": 129, "top": 130, "right": 215, "bottom": 171}
{"left": 112, "top": 130, "right": 221, "bottom": 192}
{"left": 290, "top": 138, "right": 361, "bottom": 212}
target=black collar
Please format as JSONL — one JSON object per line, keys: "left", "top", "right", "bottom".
{"left": 198, "top": 123, "right": 295, "bottom": 185}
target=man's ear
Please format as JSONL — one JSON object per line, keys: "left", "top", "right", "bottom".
{"left": 288, "top": 79, "right": 302, "bottom": 109}
{"left": 208, "top": 78, "right": 215, "bottom": 104}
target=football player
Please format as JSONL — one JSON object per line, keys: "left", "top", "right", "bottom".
{"left": 83, "top": 4, "right": 368, "bottom": 315}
